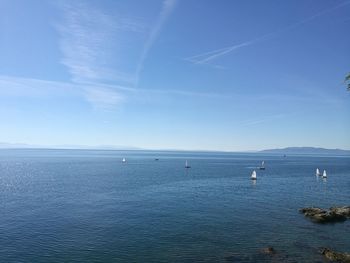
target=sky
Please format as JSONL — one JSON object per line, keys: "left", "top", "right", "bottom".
{"left": 0, "top": 0, "right": 349, "bottom": 151}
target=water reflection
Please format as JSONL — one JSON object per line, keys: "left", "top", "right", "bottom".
{"left": 251, "top": 179, "right": 257, "bottom": 186}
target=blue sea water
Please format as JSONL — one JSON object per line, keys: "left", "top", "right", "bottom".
{"left": 0, "top": 149, "right": 349, "bottom": 262}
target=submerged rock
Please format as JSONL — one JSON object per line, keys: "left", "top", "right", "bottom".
{"left": 225, "top": 248, "right": 295, "bottom": 263}
{"left": 260, "top": 246, "right": 277, "bottom": 255}
{"left": 224, "top": 253, "right": 250, "bottom": 262}
{"left": 320, "top": 247, "right": 350, "bottom": 263}
{"left": 255, "top": 247, "right": 297, "bottom": 263}
{"left": 299, "top": 206, "right": 350, "bottom": 223}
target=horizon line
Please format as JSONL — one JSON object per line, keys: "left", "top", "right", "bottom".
{"left": 0, "top": 144, "right": 349, "bottom": 153}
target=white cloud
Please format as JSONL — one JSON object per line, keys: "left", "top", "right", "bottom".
{"left": 56, "top": 1, "right": 139, "bottom": 85}
{"left": 0, "top": 1, "right": 179, "bottom": 109}
{"left": 0, "top": 75, "right": 225, "bottom": 104}
{"left": 0, "top": 75, "right": 130, "bottom": 109}
{"left": 0, "top": 75, "right": 78, "bottom": 98}
{"left": 57, "top": 0, "right": 177, "bottom": 87}
{"left": 83, "top": 86, "right": 125, "bottom": 110}
{"left": 51, "top": 1, "right": 151, "bottom": 108}
{"left": 52, "top": 0, "right": 178, "bottom": 108}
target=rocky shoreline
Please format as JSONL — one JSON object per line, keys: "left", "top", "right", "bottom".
{"left": 299, "top": 206, "right": 350, "bottom": 223}
{"left": 224, "top": 246, "right": 350, "bottom": 263}
{"left": 224, "top": 206, "right": 350, "bottom": 262}
{"left": 320, "top": 248, "right": 350, "bottom": 263}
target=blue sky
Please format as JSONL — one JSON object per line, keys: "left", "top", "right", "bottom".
{"left": 0, "top": 0, "right": 349, "bottom": 151}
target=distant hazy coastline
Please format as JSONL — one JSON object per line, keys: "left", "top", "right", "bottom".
{"left": 0, "top": 143, "right": 349, "bottom": 156}
{"left": 260, "top": 147, "right": 350, "bottom": 156}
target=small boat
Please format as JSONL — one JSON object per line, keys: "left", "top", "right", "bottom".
{"left": 316, "top": 168, "right": 321, "bottom": 176}
{"left": 122, "top": 158, "right": 126, "bottom": 163}
{"left": 154, "top": 158, "right": 159, "bottom": 161}
{"left": 322, "top": 170, "right": 327, "bottom": 178}
{"left": 185, "top": 160, "right": 191, "bottom": 168}
{"left": 251, "top": 170, "right": 257, "bottom": 180}
{"left": 259, "top": 161, "right": 265, "bottom": 170}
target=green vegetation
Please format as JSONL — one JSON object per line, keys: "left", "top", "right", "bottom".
{"left": 346, "top": 73, "right": 350, "bottom": 91}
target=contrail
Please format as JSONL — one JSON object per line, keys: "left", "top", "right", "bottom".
{"left": 186, "top": 1, "right": 350, "bottom": 65}
{"left": 135, "top": 0, "right": 177, "bottom": 85}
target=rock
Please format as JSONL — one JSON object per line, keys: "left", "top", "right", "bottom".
{"left": 329, "top": 206, "right": 350, "bottom": 217}
{"left": 320, "top": 247, "right": 350, "bottom": 263}
{"left": 255, "top": 247, "right": 296, "bottom": 262}
{"left": 299, "top": 206, "right": 349, "bottom": 223}
{"left": 299, "top": 207, "right": 324, "bottom": 216}
{"left": 260, "top": 246, "right": 276, "bottom": 255}
{"left": 312, "top": 211, "right": 346, "bottom": 223}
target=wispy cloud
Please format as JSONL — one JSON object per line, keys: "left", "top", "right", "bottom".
{"left": 0, "top": 75, "right": 134, "bottom": 110}
{"left": 83, "top": 87, "right": 125, "bottom": 110}
{"left": 186, "top": 1, "right": 350, "bottom": 66}
{"left": 139, "top": 88, "right": 229, "bottom": 99}
{"left": 57, "top": 0, "right": 177, "bottom": 87}
{"left": 135, "top": 0, "right": 177, "bottom": 85}
{"left": 56, "top": 1, "right": 141, "bottom": 86}
{"left": 0, "top": 75, "right": 78, "bottom": 98}
{"left": 52, "top": 1, "right": 151, "bottom": 108}
{"left": 52, "top": 0, "right": 178, "bottom": 108}
{"left": 0, "top": 75, "right": 226, "bottom": 105}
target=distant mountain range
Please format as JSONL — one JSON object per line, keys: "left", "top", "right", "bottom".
{"left": 260, "top": 147, "right": 350, "bottom": 155}
{"left": 0, "top": 143, "right": 349, "bottom": 155}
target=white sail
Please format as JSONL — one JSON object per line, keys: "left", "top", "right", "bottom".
{"left": 259, "top": 161, "right": 265, "bottom": 169}
{"left": 122, "top": 158, "right": 126, "bottom": 163}
{"left": 185, "top": 160, "right": 190, "bottom": 168}
{"left": 322, "top": 170, "right": 327, "bottom": 178}
{"left": 251, "top": 170, "right": 257, "bottom": 180}
{"left": 316, "top": 168, "right": 320, "bottom": 176}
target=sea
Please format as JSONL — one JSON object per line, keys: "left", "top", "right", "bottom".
{"left": 0, "top": 149, "right": 349, "bottom": 262}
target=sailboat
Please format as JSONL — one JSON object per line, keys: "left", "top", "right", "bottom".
{"left": 251, "top": 170, "right": 257, "bottom": 180}
{"left": 259, "top": 161, "right": 265, "bottom": 170}
{"left": 122, "top": 158, "right": 126, "bottom": 163}
{"left": 322, "top": 170, "right": 327, "bottom": 178}
{"left": 185, "top": 160, "right": 191, "bottom": 169}
{"left": 316, "top": 168, "right": 321, "bottom": 176}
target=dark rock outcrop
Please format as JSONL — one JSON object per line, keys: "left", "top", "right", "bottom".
{"left": 299, "top": 206, "right": 350, "bottom": 223}
{"left": 329, "top": 206, "right": 350, "bottom": 217}
{"left": 320, "top": 247, "right": 350, "bottom": 263}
